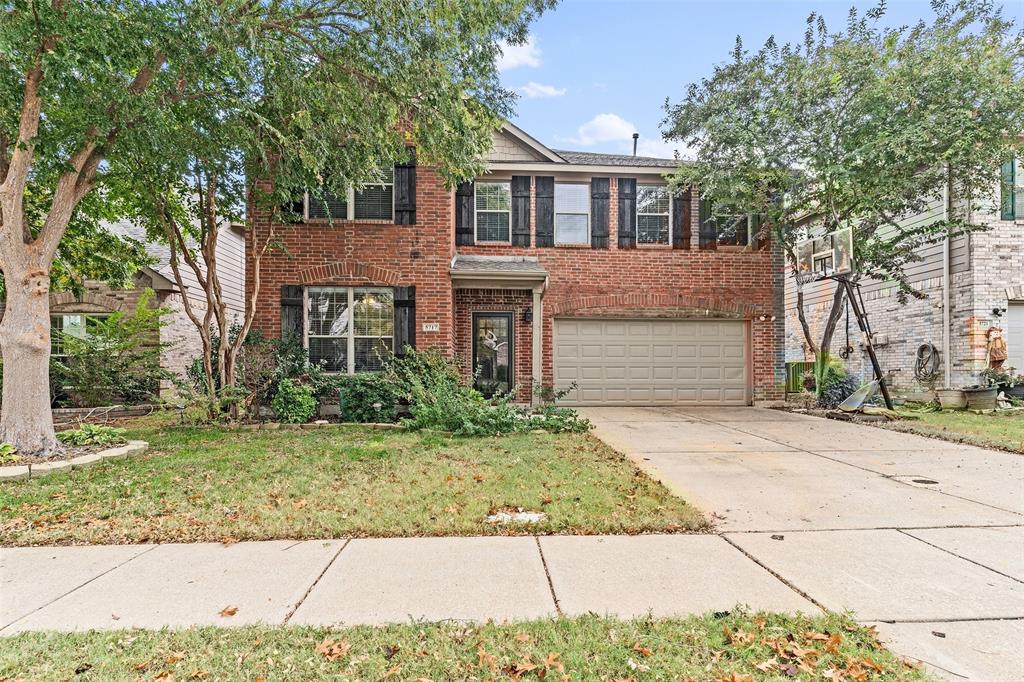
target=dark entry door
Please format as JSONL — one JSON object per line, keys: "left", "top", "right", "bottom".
{"left": 473, "top": 312, "right": 513, "bottom": 397}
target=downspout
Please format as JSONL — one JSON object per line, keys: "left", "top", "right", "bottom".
{"left": 942, "top": 165, "right": 952, "bottom": 389}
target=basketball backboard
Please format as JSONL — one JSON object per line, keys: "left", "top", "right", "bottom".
{"left": 795, "top": 227, "right": 854, "bottom": 283}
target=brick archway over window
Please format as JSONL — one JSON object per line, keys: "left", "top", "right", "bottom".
{"left": 297, "top": 260, "right": 404, "bottom": 286}
{"left": 547, "top": 292, "right": 765, "bottom": 319}
{"left": 49, "top": 291, "right": 129, "bottom": 312}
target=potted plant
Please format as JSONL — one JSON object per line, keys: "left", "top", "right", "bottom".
{"left": 1008, "top": 372, "right": 1024, "bottom": 400}
{"left": 979, "top": 366, "right": 1016, "bottom": 394}
{"left": 935, "top": 387, "right": 966, "bottom": 410}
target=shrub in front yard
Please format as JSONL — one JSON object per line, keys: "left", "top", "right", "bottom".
{"left": 271, "top": 378, "right": 318, "bottom": 423}
{"left": 56, "top": 424, "right": 127, "bottom": 447}
{"left": 337, "top": 374, "right": 400, "bottom": 423}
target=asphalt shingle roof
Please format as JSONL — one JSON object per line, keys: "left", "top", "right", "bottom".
{"left": 551, "top": 149, "right": 679, "bottom": 169}
{"left": 450, "top": 255, "right": 548, "bottom": 275}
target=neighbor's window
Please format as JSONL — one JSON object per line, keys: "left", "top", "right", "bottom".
{"left": 555, "top": 183, "right": 590, "bottom": 245}
{"left": 305, "top": 287, "right": 394, "bottom": 374}
{"left": 636, "top": 184, "right": 670, "bottom": 245}
{"left": 475, "top": 181, "right": 511, "bottom": 242}
{"left": 50, "top": 314, "right": 107, "bottom": 358}
{"left": 305, "top": 167, "right": 394, "bottom": 222}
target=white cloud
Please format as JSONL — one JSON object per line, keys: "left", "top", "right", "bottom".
{"left": 558, "top": 113, "right": 693, "bottom": 160}
{"left": 497, "top": 36, "right": 541, "bottom": 71}
{"left": 566, "top": 113, "right": 637, "bottom": 146}
{"left": 519, "top": 82, "right": 566, "bottom": 99}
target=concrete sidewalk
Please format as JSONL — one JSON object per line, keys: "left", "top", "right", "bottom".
{"left": 2, "top": 534, "right": 814, "bottom": 634}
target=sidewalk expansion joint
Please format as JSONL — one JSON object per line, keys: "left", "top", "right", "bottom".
{"left": 896, "top": 528, "right": 1024, "bottom": 584}
{"left": 718, "top": 534, "right": 828, "bottom": 613}
{"left": 0, "top": 543, "right": 159, "bottom": 634}
{"left": 859, "top": 615, "right": 1024, "bottom": 624}
{"left": 283, "top": 539, "right": 350, "bottom": 624}
{"left": 724, "top": 523, "right": 1024, "bottom": 534}
{"left": 534, "top": 536, "right": 563, "bottom": 617}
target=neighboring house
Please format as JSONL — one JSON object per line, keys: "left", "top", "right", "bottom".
{"left": 1, "top": 220, "right": 247, "bottom": 393}
{"left": 784, "top": 156, "right": 1024, "bottom": 392}
{"left": 246, "top": 123, "right": 785, "bottom": 405}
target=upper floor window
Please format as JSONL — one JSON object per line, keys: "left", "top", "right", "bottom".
{"left": 51, "top": 314, "right": 107, "bottom": 358}
{"left": 475, "top": 181, "right": 511, "bottom": 242}
{"left": 555, "top": 183, "right": 590, "bottom": 245}
{"left": 305, "top": 287, "right": 394, "bottom": 374}
{"left": 306, "top": 167, "right": 394, "bottom": 222}
{"left": 1002, "top": 157, "right": 1022, "bottom": 221}
{"left": 636, "top": 184, "right": 670, "bottom": 245}
{"left": 713, "top": 207, "right": 750, "bottom": 247}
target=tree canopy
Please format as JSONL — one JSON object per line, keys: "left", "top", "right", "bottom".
{"left": 0, "top": 0, "right": 553, "bottom": 453}
{"left": 662, "top": 0, "right": 1023, "bottom": 340}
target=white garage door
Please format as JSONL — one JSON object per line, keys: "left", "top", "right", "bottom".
{"left": 1008, "top": 302, "right": 1024, "bottom": 372}
{"left": 553, "top": 318, "right": 749, "bottom": 406}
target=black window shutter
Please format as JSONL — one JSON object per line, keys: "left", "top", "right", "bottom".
{"left": 511, "top": 176, "right": 531, "bottom": 247}
{"left": 617, "top": 178, "right": 636, "bottom": 249}
{"left": 671, "top": 190, "right": 690, "bottom": 250}
{"left": 280, "top": 285, "right": 304, "bottom": 339}
{"left": 748, "top": 213, "right": 762, "bottom": 249}
{"left": 535, "top": 176, "right": 554, "bottom": 247}
{"left": 590, "top": 178, "right": 610, "bottom": 249}
{"left": 393, "top": 286, "right": 416, "bottom": 356}
{"left": 455, "top": 181, "right": 475, "bottom": 245}
{"left": 394, "top": 151, "right": 416, "bottom": 225}
{"left": 698, "top": 198, "right": 717, "bottom": 250}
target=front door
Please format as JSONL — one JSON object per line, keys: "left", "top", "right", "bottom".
{"left": 473, "top": 312, "right": 513, "bottom": 398}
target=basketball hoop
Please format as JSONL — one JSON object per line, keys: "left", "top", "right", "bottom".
{"left": 795, "top": 227, "right": 854, "bottom": 283}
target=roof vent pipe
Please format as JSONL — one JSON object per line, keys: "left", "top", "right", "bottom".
{"left": 632, "top": 133, "right": 639, "bottom": 156}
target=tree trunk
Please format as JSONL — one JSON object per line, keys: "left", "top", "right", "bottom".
{"left": 795, "top": 286, "right": 817, "bottom": 357}
{"left": 0, "top": 265, "right": 59, "bottom": 456}
{"left": 818, "top": 283, "right": 847, "bottom": 356}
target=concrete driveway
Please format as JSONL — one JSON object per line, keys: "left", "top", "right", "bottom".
{"left": 583, "top": 406, "right": 1024, "bottom": 681}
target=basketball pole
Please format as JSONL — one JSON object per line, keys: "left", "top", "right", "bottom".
{"left": 835, "top": 276, "right": 895, "bottom": 411}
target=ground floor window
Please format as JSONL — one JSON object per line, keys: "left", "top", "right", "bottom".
{"left": 305, "top": 287, "right": 394, "bottom": 373}
{"left": 50, "top": 313, "right": 108, "bottom": 358}
{"left": 472, "top": 312, "right": 513, "bottom": 398}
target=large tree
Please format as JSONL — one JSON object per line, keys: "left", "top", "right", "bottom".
{"left": 662, "top": 0, "right": 1024, "bottom": 356}
{"left": 0, "top": 0, "right": 551, "bottom": 454}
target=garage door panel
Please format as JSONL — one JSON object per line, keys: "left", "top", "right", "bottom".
{"left": 554, "top": 318, "right": 748, "bottom": 406}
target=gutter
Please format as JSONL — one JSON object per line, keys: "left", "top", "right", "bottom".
{"left": 942, "top": 166, "right": 952, "bottom": 389}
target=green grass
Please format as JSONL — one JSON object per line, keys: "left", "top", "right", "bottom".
{"left": 891, "top": 407, "right": 1024, "bottom": 453}
{"left": 0, "top": 415, "right": 705, "bottom": 545}
{"left": 0, "top": 613, "right": 931, "bottom": 681}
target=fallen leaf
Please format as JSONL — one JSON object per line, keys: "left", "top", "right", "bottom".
{"left": 218, "top": 606, "right": 238, "bottom": 617}
{"left": 189, "top": 671, "right": 209, "bottom": 680}
{"left": 165, "top": 652, "right": 185, "bottom": 664}
{"left": 292, "top": 498, "right": 307, "bottom": 510}
{"left": 477, "top": 647, "right": 498, "bottom": 672}
{"left": 74, "top": 662, "right": 93, "bottom": 675}
{"left": 632, "top": 642, "right": 652, "bottom": 657}
{"left": 315, "top": 638, "right": 350, "bottom": 661}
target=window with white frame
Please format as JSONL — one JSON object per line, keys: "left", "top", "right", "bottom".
{"left": 306, "top": 167, "right": 394, "bottom": 221}
{"left": 305, "top": 287, "right": 394, "bottom": 373}
{"left": 51, "top": 314, "right": 108, "bottom": 358}
{"left": 636, "top": 184, "right": 670, "bottom": 244}
{"left": 555, "top": 183, "right": 590, "bottom": 244}
{"left": 475, "top": 181, "right": 511, "bottom": 242}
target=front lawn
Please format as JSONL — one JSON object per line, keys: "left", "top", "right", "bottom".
{"left": 0, "top": 415, "right": 705, "bottom": 545}
{"left": 889, "top": 408, "right": 1024, "bottom": 453}
{"left": 0, "top": 613, "right": 930, "bottom": 681}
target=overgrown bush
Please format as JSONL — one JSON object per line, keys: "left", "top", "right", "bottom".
{"left": 52, "top": 290, "right": 174, "bottom": 407}
{"left": 337, "top": 374, "right": 401, "bottom": 423}
{"left": 271, "top": 378, "right": 317, "bottom": 423}
{"left": 817, "top": 375, "right": 859, "bottom": 408}
{"left": 57, "top": 424, "right": 127, "bottom": 447}
{"left": 381, "top": 347, "right": 462, "bottom": 401}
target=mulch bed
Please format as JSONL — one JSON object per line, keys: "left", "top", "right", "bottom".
{"left": 13, "top": 443, "right": 112, "bottom": 466}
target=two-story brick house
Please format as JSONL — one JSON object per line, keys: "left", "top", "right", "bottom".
{"left": 246, "top": 123, "right": 785, "bottom": 405}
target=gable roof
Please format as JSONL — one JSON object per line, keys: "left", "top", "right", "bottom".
{"left": 492, "top": 123, "right": 679, "bottom": 173}
{"left": 551, "top": 149, "right": 678, "bottom": 169}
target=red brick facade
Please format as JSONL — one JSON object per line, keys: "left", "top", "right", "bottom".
{"left": 247, "top": 161, "right": 785, "bottom": 403}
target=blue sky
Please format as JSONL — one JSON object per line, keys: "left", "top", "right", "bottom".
{"left": 499, "top": 0, "right": 1023, "bottom": 158}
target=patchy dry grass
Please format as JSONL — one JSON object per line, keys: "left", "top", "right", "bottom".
{"left": 887, "top": 408, "right": 1024, "bottom": 454}
{"left": 0, "top": 415, "right": 705, "bottom": 545}
{"left": 0, "top": 612, "right": 931, "bottom": 681}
